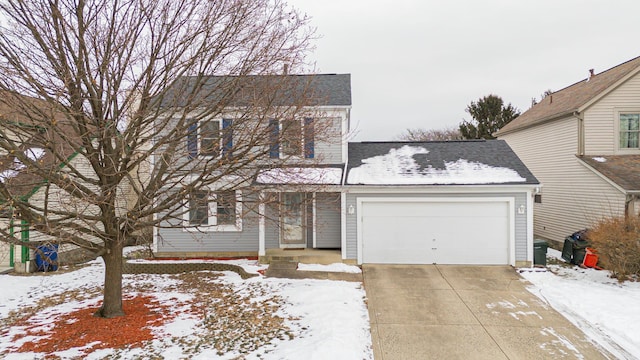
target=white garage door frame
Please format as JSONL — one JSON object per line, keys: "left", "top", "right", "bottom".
{"left": 356, "top": 196, "right": 516, "bottom": 266}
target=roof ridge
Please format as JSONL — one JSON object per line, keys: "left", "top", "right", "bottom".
{"left": 551, "top": 54, "right": 640, "bottom": 95}
{"left": 497, "top": 55, "right": 640, "bottom": 136}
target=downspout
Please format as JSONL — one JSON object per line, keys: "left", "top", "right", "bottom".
{"left": 20, "top": 218, "right": 29, "bottom": 263}
{"left": 574, "top": 111, "right": 585, "bottom": 156}
{"left": 340, "top": 157, "right": 349, "bottom": 261}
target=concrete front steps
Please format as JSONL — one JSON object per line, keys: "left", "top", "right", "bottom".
{"left": 262, "top": 249, "right": 362, "bottom": 282}
{"left": 260, "top": 248, "right": 351, "bottom": 265}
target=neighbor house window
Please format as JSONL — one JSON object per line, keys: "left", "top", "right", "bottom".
{"left": 187, "top": 119, "right": 233, "bottom": 158}
{"left": 620, "top": 113, "right": 640, "bottom": 149}
{"left": 269, "top": 118, "right": 314, "bottom": 159}
{"left": 185, "top": 189, "right": 241, "bottom": 231}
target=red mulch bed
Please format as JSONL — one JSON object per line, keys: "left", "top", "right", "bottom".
{"left": 12, "top": 295, "right": 175, "bottom": 356}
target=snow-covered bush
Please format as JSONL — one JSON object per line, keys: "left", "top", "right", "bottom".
{"left": 589, "top": 216, "right": 640, "bottom": 281}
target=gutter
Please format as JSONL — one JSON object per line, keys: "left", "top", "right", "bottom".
{"left": 574, "top": 111, "right": 585, "bottom": 156}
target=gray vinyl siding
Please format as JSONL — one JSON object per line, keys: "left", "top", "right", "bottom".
{"left": 584, "top": 72, "right": 640, "bottom": 155}
{"left": 157, "top": 191, "right": 343, "bottom": 253}
{"left": 315, "top": 192, "right": 341, "bottom": 248}
{"left": 501, "top": 117, "right": 625, "bottom": 243}
{"left": 159, "top": 112, "right": 347, "bottom": 171}
{"left": 345, "top": 191, "right": 529, "bottom": 262}
{"left": 313, "top": 117, "right": 344, "bottom": 163}
{"left": 156, "top": 193, "right": 260, "bottom": 253}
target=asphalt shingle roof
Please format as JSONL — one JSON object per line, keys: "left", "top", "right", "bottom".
{"left": 160, "top": 74, "right": 351, "bottom": 108}
{"left": 346, "top": 140, "right": 539, "bottom": 185}
{"left": 498, "top": 56, "right": 640, "bottom": 135}
{"left": 0, "top": 93, "right": 80, "bottom": 200}
{"left": 579, "top": 155, "right": 640, "bottom": 193}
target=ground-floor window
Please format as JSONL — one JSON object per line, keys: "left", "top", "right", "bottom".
{"left": 185, "top": 189, "right": 242, "bottom": 231}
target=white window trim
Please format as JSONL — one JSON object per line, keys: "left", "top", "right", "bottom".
{"left": 615, "top": 110, "right": 640, "bottom": 154}
{"left": 279, "top": 118, "right": 306, "bottom": 159}
{"left": 183, "top": 190, "right": 242, "bottom": 232}
{"left": 198, "top": 119, "right": 223, "bottom": 158}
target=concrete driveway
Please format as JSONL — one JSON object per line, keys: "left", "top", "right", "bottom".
{"left": 363, "top": 265, "right": 610, "bottom": 360}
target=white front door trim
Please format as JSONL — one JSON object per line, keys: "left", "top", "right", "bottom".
{"left": 280, "top": 192, "right": 307, "bottom": 248}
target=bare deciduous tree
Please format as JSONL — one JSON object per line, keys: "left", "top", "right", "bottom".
{"left": 0, "top": 0, "right": 327, "bottom": 318}
{"left": 395, "top": 127, "right": 462, "bottom": 141}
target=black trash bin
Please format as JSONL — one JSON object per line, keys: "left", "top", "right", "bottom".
{"left": 35, "top": 244, "right": 59, "bottom": 272}
{"left": 572, "top": 239, "right": 589, "bottom": 265}
{"left": 562, "top": 230, "right": 590, "bottom": 265}
{"left": 533, "top": 239, "right": 549, "bottom": 266}
{"left": 561, "top": 237, "right": 574, "bottom": 262}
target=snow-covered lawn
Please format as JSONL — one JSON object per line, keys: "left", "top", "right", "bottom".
{"left": 0, "top": 254, "right": 372, "bottom": 359}
{"left": 520, "top": 248, "right": 640, "bottom": 359}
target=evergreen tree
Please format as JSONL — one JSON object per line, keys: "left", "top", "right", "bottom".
{"left": 459, "top": 95, "right": 520, "bottom": 139}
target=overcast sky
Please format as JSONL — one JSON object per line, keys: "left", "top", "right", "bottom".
{"left": 287, "top": 0, "right": 640, "bottom": 141}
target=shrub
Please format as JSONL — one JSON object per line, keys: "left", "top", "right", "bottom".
{"left": 589, "top": 216, "right": 640, "bottom": 281}
{"left": 588, "top": 216, "right": 640, "bottom": 281}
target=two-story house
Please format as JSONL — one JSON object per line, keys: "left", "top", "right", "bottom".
{"left": 155, "top": 74, "right": 540, "bottom": 266}
{"left": 153, "top": 74, "right": 352, "bottom": 261}
{"left": 497, "top": 56, "right": 640, "bottom": 244}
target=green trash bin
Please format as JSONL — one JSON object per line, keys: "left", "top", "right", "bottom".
{"left": 533, "top": 239, "right": 549, "bottom": 266}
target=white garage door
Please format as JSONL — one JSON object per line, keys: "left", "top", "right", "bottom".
{"left": 361, "top": 199, "right": 511, "bottom": 264}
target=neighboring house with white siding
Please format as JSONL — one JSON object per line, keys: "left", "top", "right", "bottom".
{"left": 156, "top": 74, "right": 540, "bottom": 266}
{"left": 497, "top": 56, "right": 640, "bottom": 245}
{"left": 0, "top": 95, "right": 147, "bottom": 272}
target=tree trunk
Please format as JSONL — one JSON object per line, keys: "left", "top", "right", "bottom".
{"left": 94, "top": 242, "right": 125, "bottom": 318}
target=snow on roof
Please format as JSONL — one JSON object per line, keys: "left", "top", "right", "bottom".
{"left": 347, "top": 145, "right": 526, "bottom": 185}
{"left": 0, "top": 148, "right": 47, "bottom": 183}
{"left": 0, "top": 169, "right": 19, "bottom": 182}
{"left": 25, "top": 147, "right": 45, "bottom": 161}
{"left": 592, "top": 157, "right": 607, "bottom": 163}
{"left": 256, "top": 167, "right": 343, "bottom": 185}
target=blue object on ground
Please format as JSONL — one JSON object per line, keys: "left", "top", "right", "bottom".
{"left": 35, "top": 244, "right": 59, "bottom": 272}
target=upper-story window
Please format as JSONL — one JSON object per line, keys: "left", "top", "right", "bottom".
{"left": 269, "top": 118, "right": 314, "bottom": 159}
{"left": 620, "top": 113, "right": 640, "bottom": 149}
{"left": 200, "top": 121, "right": 220, "bottom": 156}
{"left": 187, "top": 118, "right": 233, "bottom": 158}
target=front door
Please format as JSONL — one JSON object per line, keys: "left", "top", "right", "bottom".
{"left": 281, "top": 193, "right": 306, "bottom": 248}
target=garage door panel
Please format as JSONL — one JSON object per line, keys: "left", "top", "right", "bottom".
{"left": 361, "top": 200, "right": 510, "bottom": 265}
{"left": 362, "top": 216, "right": 434, "bottom": 264}
{"left": 363, "top": 201, "right": 508, "bottom": 218}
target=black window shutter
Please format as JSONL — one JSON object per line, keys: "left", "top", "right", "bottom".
{"left": 269, "top": 119, "right": 279, "bottom": 158}
{"left": 222, "top": 119, "right": 233, "bottom": 158}
{"left": 187, "top": 122, "right": 198, "bottom": 158}
{"left": 304, "top": 117, "right": 314, "bottom": 158}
